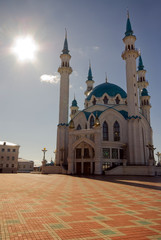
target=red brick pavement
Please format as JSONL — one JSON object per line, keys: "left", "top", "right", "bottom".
{"left": 0, "top": 174, "right": 161, "bottom": 240}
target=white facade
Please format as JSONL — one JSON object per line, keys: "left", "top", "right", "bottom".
{"left": 55, "top": 15, "right": 154, "bottom": 175}
{"left": 0, "top": 141, "right": 20, "bottom": 173}
{"left": 18, "top": 158, "right": 34, "bottom": 173}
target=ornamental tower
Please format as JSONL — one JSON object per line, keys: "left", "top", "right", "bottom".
{"left": 137, "top": 54, "right": 149, "bottom": 106}
{"left": 122, "top": 12, "right": 144, "bottom": 165}
{"left": 140, "top": 88, "right": 151, "bottom": 124}
{"left": 84, "top": 62, "right": 95, "bottom": 97}
{"left": 121, "top": 12, "right": 139, "bottom": 116}
{"left": 56, "top": 31, "right": 72, "bottom": 166}
{"left": 70, "top": 96, "right": 79, "bottom": 119}
{"left": 58, "top": 30, "right": 72, "bottom": 124}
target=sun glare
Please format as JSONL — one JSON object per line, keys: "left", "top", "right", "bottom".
{"left": 11, "top": 36, "right": 38, "bottom": 62}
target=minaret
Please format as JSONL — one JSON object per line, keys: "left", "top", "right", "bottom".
{"left": 122, "top": 12, "right": 144, "bottom": 165}
{"left": 70, "top": 96, "right": 79, "bottom": 119}
{"left": 121, "top": 11, "right": 139, "bottom": 116}
{"left": 84, "top": 62, "right": 94, "bottom": 96}
{"left": 58, "top": 30, "right": 72, "bottom": 124}
{"left": 137, "top": 54, "right": 149, "bottom": 105}
{"left": 140, "top": 88, "right": 151, "bottom": 123}
{"left": 56, "top": 31, "right": 72, "bottom": 166}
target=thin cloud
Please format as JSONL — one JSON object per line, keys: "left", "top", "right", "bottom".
{"left": 80, "top": 86, "right": 83, "bottom": 90}
{"left": 40, "top": 74, "right": 60, "bottom": 84}
{"left": 92, "top": 46, "right": 100, "bottom": 51}
{"left": 73, "top": 71, "right": 78, "bottom": 77}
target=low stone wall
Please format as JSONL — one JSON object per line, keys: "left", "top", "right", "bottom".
{"left": 42, "top": 166, "right": 61, "bottom": 174}
{"left": 105, "top": 166, "right": 160, "bottom": 176}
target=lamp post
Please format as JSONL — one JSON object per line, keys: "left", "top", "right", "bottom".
{"left": 42, "top": 147, "right": 47, "bottom": 161}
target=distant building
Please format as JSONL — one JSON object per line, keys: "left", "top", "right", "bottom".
{"left": 18, "top": 158, "right": 34, "bottom": 173}
{"left": 0, "top": 141, "right": 20, "bottom": 173}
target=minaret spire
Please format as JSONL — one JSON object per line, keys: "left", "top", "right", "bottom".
{"left": 62, "top": 29, "right": 69, "bottom": 54}
{"left": 125, "top": 10, "right": 133, "bottom": 36}
{"left": 84, "top": 61, "right": 94, "bottom": 97}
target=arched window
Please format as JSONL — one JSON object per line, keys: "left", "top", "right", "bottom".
{"left": 113, "top": 121, "right": 120, "bottom": 141}
{"left": 147, "top": 100, "right": 149, "bottom": 105}
{"left": 77, "top": 124, "right": 81, "bottom": 130}
{"left": 128, "top": 45, "right": 130, "bottom": 50}
{"left": 92, "top": 98, "right": 96, "bottom": 105}
{"left": 103, "top": 121, "right": 108, "bottom": 141}
{"left": 115, "top": 96, "right": 120, "bottom": 104}
{"left": 144, "top": 100, "right": 146, "bottom": 105}
{"left": 62, "top": 62, "right": 64, "bottom": 67}
{"left": 103, "top": 96, "right": 108, "bottom": 104}
{"left": 90, "top": 116, "right": 94, "bottom": 128}
{"left": 131, "top": 45, "right": 134, "bottom": 50}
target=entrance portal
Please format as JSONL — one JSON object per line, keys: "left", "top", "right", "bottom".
{"left": 84, "top": 162, "right": 90, "bottom": 175}
{"left": 76, "top": 162, "right": 81, "bottom": 175}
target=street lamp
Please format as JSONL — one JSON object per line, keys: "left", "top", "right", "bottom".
{"left": 156, "top": 152, "right": 161, "bottom": 165}
{"left": 42, "top": 147, "right": 47, "bottom": 161}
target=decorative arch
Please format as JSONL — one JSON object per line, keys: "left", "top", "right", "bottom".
{"left": 90, "top": 115, "right": 94, "bottom": 128}
{"left": 103, "top": 96, "right": 108, "bottom": 104}
{"left": 77, "top": 124, "right": 82, "bottom": 130}
{"left": 113, "top": 121, "right": 120, "bottom": 141}
{"left": 103, "top": 121, "right": 108, "bottom": 141}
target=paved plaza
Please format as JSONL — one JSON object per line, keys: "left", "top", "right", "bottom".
{"left": 0, "top": 174, "right": 161, "bottom": 240}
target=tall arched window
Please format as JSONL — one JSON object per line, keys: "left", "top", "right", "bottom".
{"left": 103, "top": 96, "right": 108, "bottom": 104}
{"left": 103, "top": 121, "right": 108, "bottom": 141}
{"left": 113, "top": 121, "right": 120, "bottom": 141}
{"left": 92, "top": 98, "right": 96, "bottom": 105}
{"left": 77, "top": 124, "right": 81, "bottom": 130}
{"left": 90, "top": 116, "right": 94, "bottom": 128}
{"left": 115, "top": 96, "right": 120, "bottom": 104}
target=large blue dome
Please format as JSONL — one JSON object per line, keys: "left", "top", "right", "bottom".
{"left": 86, "top": 82, "right": 127, "bottom": 100}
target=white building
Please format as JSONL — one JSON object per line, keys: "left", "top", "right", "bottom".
{"left": 0, "top": 141, "right": 20, "bottom": 173}
{"left": 18, "top": 158, "right": 34, "bottom": 173}
{"left": 43, "top": 14, "right": 161, "bottom": 176}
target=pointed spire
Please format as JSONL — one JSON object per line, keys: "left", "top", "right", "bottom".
{"left": 62, "top": 28, "right": 69, "bottom": 54}
{"left": 87, "top": 60, "right": 93, "bottom": 81}
{"left": 138, "top": 54, "right": 144, "bottom": 71}
{"left": 125, "top": 10, "right": 134, "bottom": 36}
{"left": 105, "top": 72, "right": 108, "bottom": 83}
{"left": 71, "top": 95, "right": 78, "bottom": 107}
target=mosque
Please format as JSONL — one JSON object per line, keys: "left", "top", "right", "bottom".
{"left": 42, "top": 14, "right": 160, "bottom": 175}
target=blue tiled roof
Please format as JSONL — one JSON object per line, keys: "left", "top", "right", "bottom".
{"left": 86, "top": 82, "right": 127, "bottom": 101}
{"left": 72, "top": 99, "right": 77, "bottom": 107}
{"left": 138, "top": 55, "right": 144, "bottom": 71}
{"left": 125, "top": 17, "right": 133, "bottom": 36}
{"left": 141, "top": 88, "right": 149, "bottom": 96}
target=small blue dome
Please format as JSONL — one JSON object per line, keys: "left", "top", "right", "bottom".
{"left": 141, "top": 88, "right": 149, "bottom": 96}
{"left": 72, "top": 99, "right": 77, "bottom": 107}
{"left": 86, "top": 82, "right": 127, "bottom": 101}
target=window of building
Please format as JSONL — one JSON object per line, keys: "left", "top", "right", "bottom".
{"left": 1, "top": 156, "right": 4, "bottom": 159}
{"left": 103, "top": 96, "right": 108, "bottom": 104}
{"left": 115, "top": 96, "right": 120, "bottom": 104}
{"left": 72, "top": 110, "right": 76, "bottom": 115}
{"left": 77, "top": 124, "right": 81, "bottom": 130}
{"left": 0, "top": 164, "right": 3, "bottom": 167}
{"left": 2, "top": 148, "right": 5, "bottom": 152}
{"left": 92, "top": 98, "right": 96, "bottom": 105}
{"left": 7, "top": 156, "right": 10, "bottom": 160}
{"left": 7, "top": 149, "right": 10, "bottom": 152}
{"left": 112, "top": 148, "right": 118, "bottom": 159}
{"left": 6, "top": 164, "right": 9, "bottom": 168}
{"left": 103, "top": 121, "right": 108, "bottom": 141}
{"left": 12, "top": 157, "right": 15, "bottom": 161}
{"left": 23, "top": 165, "right": 25, "bottom": 168}
{"left": 90, "top": 115, "right": 94, "bottom": 128}
{"left": 13, "top": 149, "right": 16, "bottom": 152}
{"left": 103, "top": 148, "right": 110, "bottom": 159}
{"left": 120, "top": 149, "right": 124, "bottom": 159}
{"left": 12, "top": 164, "right": 14, "bottom": 168}
{"left": 113, "top": 121, "right": 120, "bottom": 141}
{"left": 76, "top": 148, "right": 81, "bottom": 159}
{"left": 84, "top": 148, "right": 90, "bottom": 158}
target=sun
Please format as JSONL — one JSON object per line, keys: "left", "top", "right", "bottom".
{"left": 11, "top": 35, "right": 38, "bottom": 62}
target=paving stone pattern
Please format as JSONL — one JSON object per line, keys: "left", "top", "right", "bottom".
{"left": 0, "top": 174, "right": 161, "bottom": 240}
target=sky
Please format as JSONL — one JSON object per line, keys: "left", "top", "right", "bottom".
{"left": 0, "top": 0, "right": 161, "bottom": 165}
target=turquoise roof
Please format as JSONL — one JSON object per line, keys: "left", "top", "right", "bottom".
{"left": 62, "top": 34, "right": 69, "bottom": 54}
{"left": 72, "top": 98, "right": 78, "bottom": 107}
{"left": 86, "top": 82, "right": 127, "bottom": 101}
{"left": 125, "top": 17, "right": 133, "bottom": 36}
{"left": 138, "top": 55, "right": 144, "bottom": 70}
{"left": 141, "top": 88, "right": 149, "bottom": 96}
{"left": 87, "top": 65, "right": 93, "bottom": 81}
